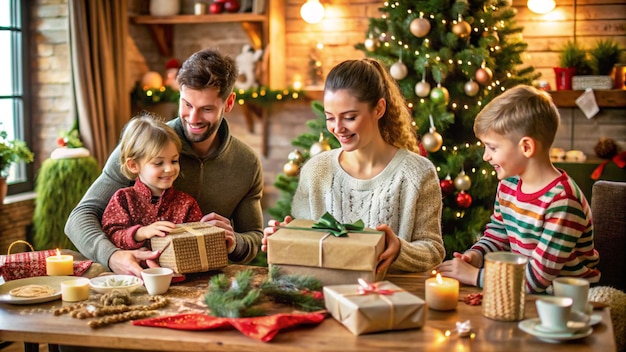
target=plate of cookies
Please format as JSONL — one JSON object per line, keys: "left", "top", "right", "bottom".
{"left": 0, "top": 276, "right": 74, "bottom": 304}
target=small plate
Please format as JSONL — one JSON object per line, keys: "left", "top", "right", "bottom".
{"left": 519, "top": 318, "right": 592, "bottom": 343}
{"left": 588, "top": 314, "right": 602, "bottom": 326}
{"left": 0, "top": 276, "right": 74, "bottom": 305}
{"left": 89, "top": 275, "right": 143, "bottom": 293}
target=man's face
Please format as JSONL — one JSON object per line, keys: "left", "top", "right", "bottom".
{"left": 178, "top": 86, "right": 234, "bottom": 144}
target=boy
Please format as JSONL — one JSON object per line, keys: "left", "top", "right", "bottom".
{"left": 437, "top": 85, "right": 600, "bottom": 293}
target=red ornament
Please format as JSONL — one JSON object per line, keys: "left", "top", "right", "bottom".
{"left": 440, "top": 178, "right": 455, "bottom": 196}
{"left": 475, "top": 67, "right": 493, "bottom": 85}
{"left": 223, "top": 0, "right": 240, "bottom": 13}
{"left": 56, "top": 137, "right": 67, "bottom": 147}
{"left": 209, "top": 1, "right": 224, "bottom": 14}
{"left": 455, "top": 191, "right": 473, "bottom": 208}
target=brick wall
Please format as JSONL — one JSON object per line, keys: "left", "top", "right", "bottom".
{"left": 0, "top": 195, "right": 35, "bottom": 254}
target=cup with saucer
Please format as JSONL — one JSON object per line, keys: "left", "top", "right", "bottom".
{"left": 535, "top": 296, "right": 574, "bottom": 333}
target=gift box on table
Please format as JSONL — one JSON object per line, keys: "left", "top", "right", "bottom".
{"left": 150, "top": 222, "right": 228, "bottom": 274}
{"left": 323, "top": 280, "right": 426, "bottom": 335}
{"left": 266, "top": 213, "right": 385, "bottom": 286}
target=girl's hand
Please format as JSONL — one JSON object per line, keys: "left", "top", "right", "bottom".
{"left": 261, "top": 216, "right": 293, "bottom": 252}
{"left": 135, "top": 221, "right": 176, "bottom": 241}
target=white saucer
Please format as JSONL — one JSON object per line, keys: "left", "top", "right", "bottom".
{"left": 588, "top": 314, "right": 602, "bottom": 326}
{"left": 518, "top": 318, "right": 593, "bottom": 343}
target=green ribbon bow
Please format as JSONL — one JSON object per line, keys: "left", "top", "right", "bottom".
{"left": 311, "top": 212, "right": 365, "bottom": 237}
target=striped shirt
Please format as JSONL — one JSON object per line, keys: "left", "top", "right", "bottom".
{"left": 472, "top": 171, "right": 600, "bottom": 293}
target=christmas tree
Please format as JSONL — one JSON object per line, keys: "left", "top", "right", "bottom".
{"left": 268, "top": 0, "right": 538, "bottom": 259}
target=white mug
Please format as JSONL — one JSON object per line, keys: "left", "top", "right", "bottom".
{"left": 552, "top": 277, "right": 590, "bottom": 314}
{"left": 535, "top": 296, "right": 573, "bottom": 332}
{"left": 141, "top": 267, "right": 173, "bottom": 296}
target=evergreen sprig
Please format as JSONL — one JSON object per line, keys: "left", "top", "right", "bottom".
{"left": 204, "top": 268, "right": 325, "bottom": 318}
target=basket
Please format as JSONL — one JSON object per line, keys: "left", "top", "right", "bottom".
{"left": 482, "top": 252, "right": 528, "bottom": 321}
{"left": 150, "top": 222, "right": 228, "bottom": 274}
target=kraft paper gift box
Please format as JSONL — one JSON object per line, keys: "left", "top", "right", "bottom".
{"left": 266, "top": 214, "right": 386, "bottom": 286}
{"left": 150, "top": 222, "right": 228, "bottom": 274}
{"left": 323, "top": 280, "right": 426, "bottom": 335}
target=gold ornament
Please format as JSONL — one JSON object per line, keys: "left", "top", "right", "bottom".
{"left": 283, "top": 160, "right": 300, "bottom": 177}
{"left": 415, "top": 80, "right": 431, "bottom": 98}
{"left": 454, "top": 171, "right": 472, "bottom": 191}
{"left": 422, "top": 130, "right": 443, "bottom": 153}
{"left": 309, "top": 133, "right": 331, "bottom": 156}
{"left": 287, "top": 149, "right": 304, "bottom": 164}
{"left": 464, "top": 79, "right": 479, "bottom": 97}
{"left": 390, "top": 61, "right": 408, "bottom": 80}
{"left": 452, "top": 20, "right": 472, "bottom": 38}
{"left": 410, "top": 17, "right": 431, "bottom": 38}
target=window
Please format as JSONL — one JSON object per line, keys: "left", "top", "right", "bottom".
{"left": 0, "top": 0, "right": 32, "bottom": 195}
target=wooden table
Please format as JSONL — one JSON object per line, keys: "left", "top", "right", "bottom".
{"left": 0, "top": 265, "right": 616, "bottom": 352}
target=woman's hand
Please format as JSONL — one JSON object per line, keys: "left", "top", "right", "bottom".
{"left": 375, "top": 224, "right": 401, "bottom": 274}
{"left": 261, "top": 216, "right": 293, "bottom": 252}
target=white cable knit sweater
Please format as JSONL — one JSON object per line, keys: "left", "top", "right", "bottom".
{"left": 292, "top": 148, "right": 445, "bottom": 272}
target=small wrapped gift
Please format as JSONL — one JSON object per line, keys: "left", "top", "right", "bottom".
{"left": 150, "top": 222, "right": 228, "bottom": 274}
{"left": 267, "top": 212, "right": 385, "bottom": 286}
{"left": 324, "top": 279, "right": 426, "bottom": 335}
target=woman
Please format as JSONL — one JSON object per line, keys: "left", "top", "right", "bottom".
{"left": 263, "top": 59, "right": 445, "bottom": 274}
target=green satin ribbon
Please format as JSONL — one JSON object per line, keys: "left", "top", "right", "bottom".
{"left": 311, "top": 212, "right": 365, "bottom": 237}
{"left": 278, "top": 212, "right": 380, "bottom": 237}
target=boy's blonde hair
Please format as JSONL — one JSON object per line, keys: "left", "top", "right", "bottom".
{"left": 473, "top": 85, "right": 560, "bottom": 149}
{"left": 119, "top": 113, "right": 182, "bottom": 179}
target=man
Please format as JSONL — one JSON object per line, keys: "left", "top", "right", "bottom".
{"left": 65, "top": 49, "right": 264, "bottom": 277}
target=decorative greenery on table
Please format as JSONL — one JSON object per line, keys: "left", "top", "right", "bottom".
{"left": 204, "top": 267, "right": 324, "bottom": 318}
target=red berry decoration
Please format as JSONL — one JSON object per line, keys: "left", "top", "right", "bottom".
{"left": 223, "top": 0, "right": 240, "bottom": 13}
{"left": 440, "top": 178, "right": 455, "bottom": 197}
{"left": 57, "top": 137, "right": 67, "bottom": 147}
{"left": 455, "top": 191, "right": 473, "bottom": 208}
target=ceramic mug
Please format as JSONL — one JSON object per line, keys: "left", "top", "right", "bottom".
{"left": 535, "top": 296, "right": 573, "bottom": 332}
{"left": 552, "top": 277, "right": 590, "bottom": 314}
{"left": 141, "top": 267, "right": 173, "bottom": 295}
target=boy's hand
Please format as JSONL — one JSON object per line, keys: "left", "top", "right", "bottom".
{"left": 453, "top": 250, "right": 483, "bottom": 267}
{"left": 437, "top": 257, "right": 480, "bottom": 286}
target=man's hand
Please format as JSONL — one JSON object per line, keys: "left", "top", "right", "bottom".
{"left": 261, "top": 216, "right": 293, "bottom": 252}
{"left": 201, "top": 212, "right": 236, "bottom": 253}
{"left": 109, "top": 248, "right": 161, "bottom": 277}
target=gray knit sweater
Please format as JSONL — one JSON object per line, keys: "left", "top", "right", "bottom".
{"left": 292, "top": 148, "right": 445, "bottom": 272}
{"left": 65, "top": 118, "right": 264, "bottom": 270}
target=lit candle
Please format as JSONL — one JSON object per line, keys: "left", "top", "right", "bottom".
{"left": 425, "top": 273, "right": 459, "bottom": 311}
{"left": 61, "top": 278, "right": 90, "bottom": 302}
{"left": 46, "top": 249, "right": 74, "bottom": 276}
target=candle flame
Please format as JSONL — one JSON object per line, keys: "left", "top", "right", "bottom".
{"left": 436, "top": 273, "right": 443, "bottom": 284}
{"left": 431, "top": 269, "right": 437, "bottom": 276}
{"left": 56, "top": 248, "right": 61, "bottom": 256}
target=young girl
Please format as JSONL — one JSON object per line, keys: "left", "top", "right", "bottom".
{"left": 263, "top": 59, "right": 445, "bottom": 274}
{"left": 102, "top": 113, "right": 203, "bottom": 250}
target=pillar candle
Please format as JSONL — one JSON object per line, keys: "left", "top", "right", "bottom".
{"left": 425, "top": 273, "right": 459, "bottom": 311}
{"left": 46, "top": 250, "right": 74, "bottom": 276}
{"left": 61, "top": 278, "right": 90, "bottom": 302}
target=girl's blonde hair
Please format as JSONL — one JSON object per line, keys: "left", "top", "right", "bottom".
{"left": 473, "top": 85, "right": 560, "bottom": 148}
{"left": 324, "top": 59, "right": 419, "bottom": 153}
{"left": 119, "top": 113, "right": 182, "bottom": 179}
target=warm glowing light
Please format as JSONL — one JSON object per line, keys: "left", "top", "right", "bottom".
{"left": 300, "top": 0, "right": 325, "bottom": 24}
{"left": 527, "top": 0, "right": 555, "bottom": 14}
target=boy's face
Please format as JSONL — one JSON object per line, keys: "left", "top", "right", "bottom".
{"left": 479, "top": 130, "right": 527, "bottom": 180}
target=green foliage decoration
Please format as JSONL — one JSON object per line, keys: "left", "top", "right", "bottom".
{"left": 589, "top": 39, "right": 623, "bottom": 75}
{"left": 0, "top": 125, "right": 34, "bottom": 177}
{"left": 558, "top": 40, "right": 592, "bottom": 75}
{"left": 32, "top": 156, "right": 100, "bottom": 250}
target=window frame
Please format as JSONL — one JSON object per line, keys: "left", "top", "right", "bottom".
{"left": 1, "top": 0, "right": 33, "bottom": 196}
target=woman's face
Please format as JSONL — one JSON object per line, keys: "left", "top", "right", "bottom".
{"left": 323, "top": 89, "right": 383, "bottom": 152}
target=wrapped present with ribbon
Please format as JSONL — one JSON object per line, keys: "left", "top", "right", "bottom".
{"left": 150, "top": 222, "right": 228, "bottom": 274}
{"left": 266, "top": 212, "right": 385, "bottom": 286}
{"left": 323, "top": 279, "right": 426, "bottom": 335}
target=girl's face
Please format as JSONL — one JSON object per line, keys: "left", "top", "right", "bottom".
{"left": 479, "top": 130, "right": 527, "bottom": 180}
{"left": 129, "top": 140, "right": 180, "bottom": 196}
{"left": 323, "top": 89, "right": 383, "bottom": 152}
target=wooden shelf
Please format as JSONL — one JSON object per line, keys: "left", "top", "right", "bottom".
{"left": 131, "top": 13, "right": 267, "bottom": 25}
{"left": 548, "top": 89, "right": 626, "bottom": 108}
{"left": 130, "top": 14, "right": 268, "bottom": 57}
